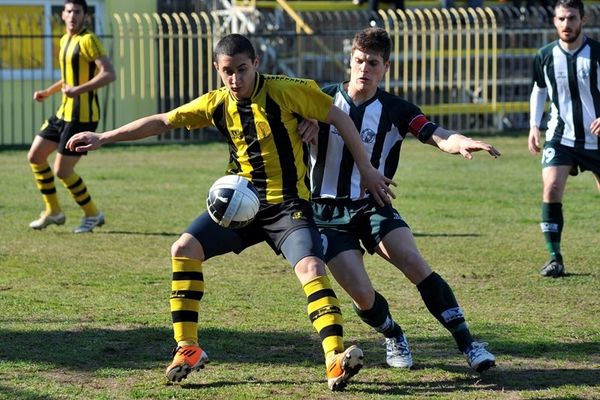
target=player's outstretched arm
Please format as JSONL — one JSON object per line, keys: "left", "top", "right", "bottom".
{"left": 324, "top": 105, "right": 396, "bottom": 206}
{"left": 66, "top": 113, "right": 174, "bottom": 153}
{"left": 33, "top": 80, "right": 63, "bottom": 102}
{"left": 429, "top": 127, "right": 501, "bottom": 159}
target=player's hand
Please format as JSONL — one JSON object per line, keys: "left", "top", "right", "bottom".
{"left": 359, "top": 166, "right": 396, "bottom": 207}
{"left": 528, "top": 126, "right": 541, "bottom": 154}
{"left": 33, "top": 90, "right": 48, "bottom": 102}
{"left": 590, "top": 118, "right": 600, "bottom": 137}
{"left": 66, "top": 131, "right": 102, "bottom": 152}
{"left": 297, "top": 118, "right": 319, "bottom": 145}
{"left": 458, "top": 138, "right": 501, "bottom": 159}
{"left": 62, "top": 84, "right": 79, "bottom": 98}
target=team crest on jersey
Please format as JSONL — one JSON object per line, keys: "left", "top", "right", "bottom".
{"left": 578, "top": 67, "right": 590, "bottom": 80}
{"left": 292, "top": 211, "right": 304, "bottom": 220}
{"left": 255, "top": 121, "right": 271, "bottom": 140}
{"left": 330, "top": 126, "right": 340, "bottom": 136}
{"left": 361, "top": 128, "right": 376, "bottom": 144}
{"left": 230, "top": 129, "right": 244, "bottom": 140}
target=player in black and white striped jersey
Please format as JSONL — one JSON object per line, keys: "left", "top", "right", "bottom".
{"left": 529, "top": 0, "right": 600, "bottom": 278}
{"left": 306, "top": 27, "right": 500, "bottom": 372}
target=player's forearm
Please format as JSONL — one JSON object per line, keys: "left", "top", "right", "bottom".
{"left": 430, "top": 127, "right": 465, "bottom": 154}
{"left": 45, "top": 80, "right": 64, "bottom": 96}
{"left": 99, "top": 114, "right": 172, "bottom": 145}
{"left": 76, "top": 69, "right": 116, "bottom": 94}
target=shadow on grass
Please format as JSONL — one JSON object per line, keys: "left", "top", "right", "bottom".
{"left": 1, "top": 327, "right": 599, "bottom": 393}
{"left": 413, "top": 232, "right": 481, "bottom": 238}
{"left": 96, "top": 229, "right": 181, "bottom": 237}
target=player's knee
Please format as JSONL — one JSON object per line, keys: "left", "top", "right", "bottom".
{"left": 171, "top": 234, "right": 205, "bottom": 260}
{"left": 294, "top": 256, "right": 326, "bottom": 280}
{"left": 352, "top": 289, "right": 375, "bottom": 310}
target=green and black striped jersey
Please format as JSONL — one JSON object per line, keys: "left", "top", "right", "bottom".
{"left": 166, "top": 72, "right": 333, "bottom": 205}
{"left": 531, "top": 36, "right": 600, "bottom": 150}
{"left": 56, "top": 28, "right": 107, "bottom": 123}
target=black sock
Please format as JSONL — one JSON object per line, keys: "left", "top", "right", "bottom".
{"left": 417, "top": 271, "right": 473, "bottom": 352}
{"left": 353, "top": 291, "right": 403, "bottom": 338}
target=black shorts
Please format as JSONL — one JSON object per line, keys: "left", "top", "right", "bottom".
{"left": 312, "top": 197, "right": 409, "bottom": 262}
{"left": 542, "top": 141, "right": 600, "bottom": 176}
{"left": 186, "top": 198, "right": 323, "bottom": 267}
{"left": 37, "top": 115, "right": 98, "bottom": 156}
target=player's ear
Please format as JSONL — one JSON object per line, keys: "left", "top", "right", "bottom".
{"left": 384, "top": 60, "right": 390, "bottom": 73}
{"left": 213, "top": 61, "right": 219, "bottom": 71}
{"left": 253, "top": 56, "right": 260, "bottom": 69}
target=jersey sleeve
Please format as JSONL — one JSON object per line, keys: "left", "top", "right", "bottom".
{"left": 272, "top": 78, "right": 333, "bottom": 121}
{"left": 166, "top": 93, "right": 215, "bottom": 130}
{"left": 80, "top": 33, "right": 107, "bottom": 61}
{"left": 392, "top": 99, "right": 437, "bottom": 143}
{"left": 532, "top": 52, "right": 546, "bottom": 89}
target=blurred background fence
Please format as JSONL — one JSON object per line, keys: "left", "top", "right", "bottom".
{"left": 3, "top": 4, "right": 600, "bottom": 146}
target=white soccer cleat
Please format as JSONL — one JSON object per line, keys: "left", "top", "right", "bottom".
{"left": 385, "top": 334, "right": 413, "bottom": 368}
{"left": 73, "top": 211, "right": 105, "bottom": 233}
{"left": 464, "top": 341, "right": 496, "bottom": 373}
{"left": 29, "top": 212, "right": 66, "bottom": 230}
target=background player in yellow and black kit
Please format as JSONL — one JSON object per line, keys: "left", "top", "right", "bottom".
{"left": 66, "top": 34, "right": 393, "bottom": 391}
{"left": 27, "top": 0, "right": 115, "bottom": 233}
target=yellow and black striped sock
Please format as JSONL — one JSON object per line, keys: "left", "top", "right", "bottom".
{"left": 170, "top": 257, "right": 205, "bottom": 346}
{"left": 303, "top": 275, "right": 344, "bottom": 361}
{"left": 30, "top": 162, "right": 61, "bottom": 215}
{"left": 60, "top": 172, "right": 98, "bottom": 217}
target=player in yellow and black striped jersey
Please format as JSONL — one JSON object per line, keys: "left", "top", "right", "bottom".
{"left": 65, "top": 33, "right": 394, "bottom": 391}
{"left": 27, "top": 0, "right": 115, "bottom": 233}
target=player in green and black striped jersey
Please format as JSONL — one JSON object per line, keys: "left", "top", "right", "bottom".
{"left": 528, "top": 0, "right": 600, "bottom": 277}
{"left": 27, "top": 0, "right": 115, "bottom": 233}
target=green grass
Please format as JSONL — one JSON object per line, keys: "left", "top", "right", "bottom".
{"left": 0, "top": 137, "right": 599, "bottom": 399}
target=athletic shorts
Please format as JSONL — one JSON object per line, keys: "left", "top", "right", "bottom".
{"left": 186, "top": 198, "right": 323, "bottom": 267}
{"left": 542, "top": 141, "right": 600, "bottom": 176}
{"left": 312, "top": 197, "right": 409, "bottom": 263}
{"left": 37, "top": 115, "right": 98, "bottom": 156}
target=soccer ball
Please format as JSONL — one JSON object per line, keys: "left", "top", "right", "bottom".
{"left": 206, "top": 175, "right": 260, "bottom": 229}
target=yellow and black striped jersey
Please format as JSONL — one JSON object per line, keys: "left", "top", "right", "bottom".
{"left": 166, "top": 73, "right": 333, "bottom": 205}
{"left": 56, "top": 28, "right": 107, "bottom": 122}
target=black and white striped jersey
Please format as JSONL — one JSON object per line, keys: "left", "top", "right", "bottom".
{"left": 310, "top": 82, "right": 437, "bottom": 200}
{"left": 530, "top": 36, "right": 600, "bottom": 150}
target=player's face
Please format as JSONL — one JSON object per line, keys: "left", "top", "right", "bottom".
{"left": 349, "top": 48, "right": 389, "bottom": 96}
{"left": 214, "top": 53, "right": 259, "bottom": 100}
{"left": 62, "top": 3, "right": 86, "bottom": 35}
{"left": 554, "top": 6, "right": 584, "bottom": 44}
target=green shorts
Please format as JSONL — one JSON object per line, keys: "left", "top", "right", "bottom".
{"left": 542, "top": 141, "right": 600, "bottom": 176}
{"left": 312, "top": 198, "right": 409, "bottom": 262}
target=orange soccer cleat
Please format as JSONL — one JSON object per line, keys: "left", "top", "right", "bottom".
{"left": 326, "top": 345, "right": 364, "bottom": 391}
{"left": 165, "top": 345, "right": 209, "bottom": 382}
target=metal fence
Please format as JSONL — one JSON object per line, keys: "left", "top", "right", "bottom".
{"left": 3, "top": 5, "right": 600, "bottom": 147}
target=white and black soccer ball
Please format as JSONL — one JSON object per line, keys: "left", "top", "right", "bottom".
{"left": 206, "top": 175, "right": 260, "bottom": 229}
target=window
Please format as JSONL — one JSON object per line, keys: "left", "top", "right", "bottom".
{"left": 0, "top": 1, "right": 102, "bottom": 79}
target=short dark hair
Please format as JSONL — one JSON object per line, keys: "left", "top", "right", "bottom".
{"left": 351, "top": 28, "right": 392, "bottom": 62}
{"left": 555, "top": 0, "right": 585, "bottom": 17}
{"left": 65, "top": 0, "right": 88, "bottom": 13}
{"left": 214, "top": 34, "right": 256, "bottom": 61}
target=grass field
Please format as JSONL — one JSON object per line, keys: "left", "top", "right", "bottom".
{"left": 1, "top": 136, "right": 599, "bottom": 400}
